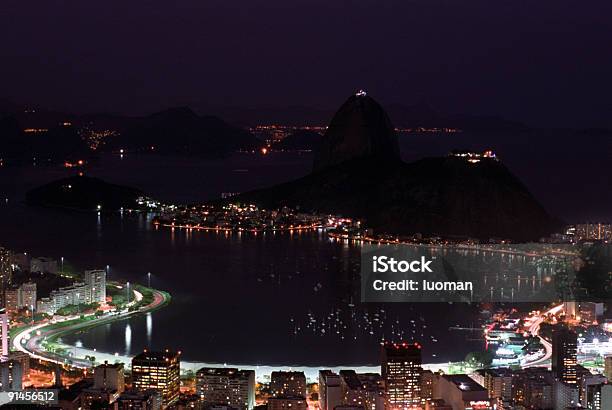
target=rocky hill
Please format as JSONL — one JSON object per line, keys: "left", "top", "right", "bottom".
{"left": 237, "top": 92, "right": 560, "bottom": 241}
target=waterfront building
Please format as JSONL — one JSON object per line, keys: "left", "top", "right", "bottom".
{"left": 37, "top": 297, "right": 54, "bottom": 314}
{"left": 132, "top": 350, "right": 180, "bottom": 407}
{"left": 18, "top": 281, "right": 36, "bottom": 310}
{"left": 3, "top": 287, "right": 18, "bottom": 312}
{"left": 50, "top": 282, "right": 90, "bottom": 310}
{"left": 5, "top": 282, "right": 37, "bottom": 312}
{"left": 381, "top": 342, "right": 422, "bottom": 407}
{"left": 30, "top": 256, "right": 58, "bottom": 274}
{"left": 270, "top": 371, "right": 306, "bottom": 398}
{"left": 36, "top": 269, "right": 105, "bottom": 315}
{"left": 117, "top": 388, "right": 162, "bottom": 410}
{"left": 551, "top": 325, "right": 578, "bottom": 384}
{"left": 0, "top": 360, "right": 22, "bottom": 390}
{"left": 433, "top": 374, "right": 492, "bottom": 410}
{"left": 196, "top": 367, "right": 255, "bottom": 410}
{"left": 84, "top": 269, "right": 106, "bottom": 303}
{"left": 573, "top": 223, "right": 612, "bottom": 241}
{"left": 267, "top": 396, "right": 307, "bottom": 410}
{"left": 319, "top": 370, "right": 342, "bottom": 410}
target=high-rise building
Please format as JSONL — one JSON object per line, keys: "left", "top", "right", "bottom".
{"left": 512, "top": 367, "right": 553, "bottom": 409}
{"left": 381, "top": 342, "right": 422, "bottom": 408}
{"left": 117, "top": 388, "right": 162, "bottom": 410}
{"left": 573, "top": 223, "right": 612, "bottom": 241}
{"left": 270, "top": 371, "right": 306, "bottom": 398}
{"left": 94, "top": 361, "right": 125, "bottom": 393}
{"left": 7, "top": 352, "right": 29, "bottom": 384}
{"left": 601, "top": 384, "right": 612, "bottom": 410}
{"left": 0, "top": 309, "right": 8, "bottom": 358}
{"left": 3, "top": 287, "right": 19, "bottom": 312}
{"left": 319, "top": 370, "right": 342, "bottom": 410}
{"left": 81, "top": 363, "right": 126, "bottom": 409}
{"left": 339, "top": 370, "right": 384, "bottom": 410}
{"left": 579, "top": 373, "right": 606, "bottom": 410}
{"left": 472, "top": 368, "right": 513, "bottom": 402}
{"left": 551, "top": 325, "right": 578, "bottom": 384}
{"left": 421, "top": 370, "right": 435, "bottom": 404}
{"left": 132, "top": 350, "right": 180, "bottom": 407}
{"left": 340, "top": 370, "right": 367, "bottom": 409}
{"left": 553, "top": 379, "right": 579, "bottom": 410}
{"left": 267, "top": 396, "right": 308, "bottom": 410}
{"left": 604, "top": 356, "right": 612, "bottom": 382}
{"left": 432, "top": 374, "right": 491, "bottom": 410}
{"left": 84, "top": 269, "right": 106, "bottom": 303}
{"left": 0, "top": 248, "right": 12, "bottom": 307}
{"left": 18, "top": 282, "right": 37, "bottom": 310}
{"left": 0, "top": 360, "right": 22, "bottom": 391}
{"left": 51, "top": 282, "right": 89, "bottom": 306}
{"left": 196, "top": 367, "right": 255, "bottom": 410}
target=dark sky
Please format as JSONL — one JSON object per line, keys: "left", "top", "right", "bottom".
{"left": 2, "top": 1, "right": 612, "bottom": 127}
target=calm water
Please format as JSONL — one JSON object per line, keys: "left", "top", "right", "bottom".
{"left": 0, "top": 134, "right": 612, "bottom": 366}
{"left": 0, "top": 152, "right": 490, "bottom": 365}
{"left": 1, "top": 138, "right": 590, "bottom": 365}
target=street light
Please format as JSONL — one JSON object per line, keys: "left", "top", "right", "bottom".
{"left": 147, "top": 272, "right": 151, "bottom": 288}
{"left": 126, "top": 282, "right": 130, "bottom": 303}
{"left": 60, "top": 257, "right": 64, "bottom": 275}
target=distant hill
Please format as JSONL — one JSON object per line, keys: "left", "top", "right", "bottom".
{"left": 0, "top": 116, "right": 90, "bottom": 162}
{"left": 191, "top": 101, "right": 529, "bottom": 131}
{"left": 275, "top": 130, "right": 322, "bottom": 151}
{"left": 236, "top": 93, "right": 559, "bottom": 241}
{"left": 26, "top": 175, "right": 144, "bottom": 211}
{"left": 108, "top": 107, "right": 263, "bottom": 157}
{"left": 0, "top": 105, "right": 263, "bottom": 161}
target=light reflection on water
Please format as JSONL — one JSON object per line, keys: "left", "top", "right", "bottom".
{"left": 125, "top": 324, "right": 132, "bottom": 355}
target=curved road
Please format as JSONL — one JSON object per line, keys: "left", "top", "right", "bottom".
{"left": 13, "top": 288, "right": 168, "bottom": 368}
{"left": 523, "top": 303, "right": 564, "bottom": 368}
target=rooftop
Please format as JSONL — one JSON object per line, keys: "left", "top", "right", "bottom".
{"left": 443, "top": 375, "right": 487, "bottom": 392}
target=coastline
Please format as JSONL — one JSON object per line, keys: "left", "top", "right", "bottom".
{"left": 12, "top": 286, "right": 170, "bottom": 369}
{"left": 11, "top": 284, "right": 456, "bottom": 382}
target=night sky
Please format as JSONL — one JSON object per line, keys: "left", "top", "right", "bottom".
{"left": 2, "top": 1, "right": 612, "bottom": 128}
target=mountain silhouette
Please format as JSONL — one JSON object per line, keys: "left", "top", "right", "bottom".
{"left": 237, "top": 93, "right": 559, "bottom": 241}
{"left": 313, "top": 93, "right": 400, "bottom": 171}
{"left": 116, "top": 107, "right": 262, "bottom": 156}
